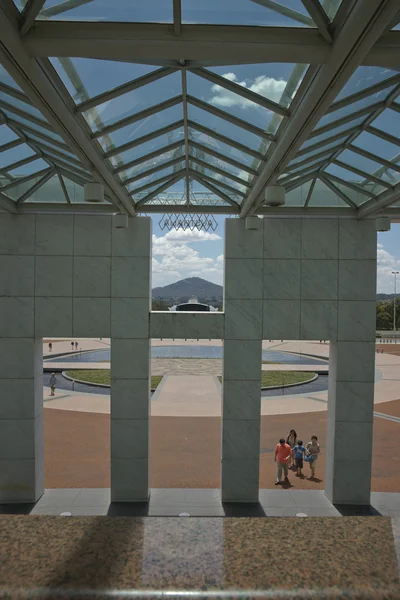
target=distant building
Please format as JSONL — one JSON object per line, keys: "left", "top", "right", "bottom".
{"left": 170, "top": 297, "right": 218, "bottom": 312}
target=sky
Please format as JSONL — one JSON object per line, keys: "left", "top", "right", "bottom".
{"left": 151, "top": 216, "right": 400, "bottom": 294}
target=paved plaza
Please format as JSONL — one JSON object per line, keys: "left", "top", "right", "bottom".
{"left": 41, "top": 338, "right": 400, "bottom": 492}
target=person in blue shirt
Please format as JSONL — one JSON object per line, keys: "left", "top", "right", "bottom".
{"left": 293, "top": 440, "right": 307, "bottom": 476}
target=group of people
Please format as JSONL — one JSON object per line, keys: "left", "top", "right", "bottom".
{"left": 274, "top": 429, "right": 320, "bottom": 485}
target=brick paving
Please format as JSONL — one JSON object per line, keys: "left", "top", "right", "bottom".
{"left": 44, "top": 407, "right": 400, "bottom": 492}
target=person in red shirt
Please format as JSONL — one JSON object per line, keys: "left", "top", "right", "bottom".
{"left": 274, "top": 438, "right": 292, "bottom": 485}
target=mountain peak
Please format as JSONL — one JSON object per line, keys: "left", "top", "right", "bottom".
{"left": 152, "top": 277, "right": 223, "bottom": 300}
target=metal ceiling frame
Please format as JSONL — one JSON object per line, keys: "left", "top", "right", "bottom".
{"left": 0, "top": 0, "right": 399, "bottom": 216}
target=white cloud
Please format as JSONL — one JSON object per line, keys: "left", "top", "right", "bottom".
{"left": 152, "top": 228, "right": 223, "bottom": 288}
{"left": 209, "top": 72, "right": 287, "bottom": 109}
{"left": 377, "top": 243, "right": 400, "bottom": 293}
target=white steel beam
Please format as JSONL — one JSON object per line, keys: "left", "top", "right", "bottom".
{"left": 113, "top": 141, "right": 184, "bottom": 175}
{"left": 300, "top": 0, "right": 332, "bottom": 43}
{"left": 189, "top": 156, "right": 250, "bottom": 188}
{"left": 23, "top": 21, "right": 400, "bottom": 66}
{"left": 252, "top": 0, "right": 314, "bottom": 26}
{"left": 0, "top": 81, "right": 35, "bottom": 105}
{"left": 325, "top": 172, "right": 375, "bottom": 198}
{"left": 57, "top": 171, "right": 71, "bottom": 204}
{"left": 327, "top": 73, "right": 400, "bottom": 113}
{"left": 296, "top": 124, "right": 362, "bottom": 156}
{"left": 16, "top": 168, "right": 54, "bottom": 206}
{"left": 240, "top": 0, "right": 400, "bottom": 217}
{"left": 357, "top": 181, "right": 400, "bottom": 217}
{"left": 104, "top": 120, "right": 184, "bottom": 159}
{"left": 190, "top": 170, "right": 245, "bottom": 197}
{"left": 138, "top": 203, "right": 238, "bottom": 214}
{"left": 333, "top": 158, "right": 391, "bottom": 188}
{"left": 319, "top": 173, "right": 358, "bottom": 210}
{"left": 191, "top": 172, "right": 240, "bottom": 208}
{"left": 181, "top": 69, "right": 190, "bottom": 206}
{"left": 39, "top": 0, "right": 93, "bottom": 18}
{"left": 92, "top": 95, "right": 182, "bottom": 138}
{"left": 122, "top": 156, "right": 184, "bottom": 186}
{"left": 0, "top": 166, "right": 52, "bottom": 192}
{"left": 0, "top": 5, "right": 135, "bottom": 215}
{"left": 0, "top": 153, "right": 39, "bottom": 175}
{"left": 0, "top": 138, "right": 25, "bottom": 152}
{"left": 366, "top": 125, "right": 400, "bottom": 147}
{"left": 187, "top": 95, "right": 273, "bottom": 139}
{"left": 190, "top": 68, "right": 289, "bottom": 116}
{"left": 190, "top": 140, "right": 258, "bottom": 175}
{"left": 76, "top": 67, "right": 177, "bottom": 112}
{"left": 129, "top": 168, "right": 186, "bottom": 195}
{"left": 0, "top": 191, "right": 18, "bottom": 213}
{"left": 173, "top": 0, "right": 181, "bottom": 36}
{"left": 187, "top": 120, "right": 263, "bottom": 160}
{"left": 20, "top": 0, "right": 46, "bottom": 36}
{"left": 304, "top": 177, "right": 316, "bottom": 207}
{"left": 348, "top": 143, "right": 400, "bottom": 173}
{"left": 135, "top": 173, "right": 184, "bottom": 207}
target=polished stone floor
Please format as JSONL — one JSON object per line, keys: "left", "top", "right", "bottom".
{"left": 0, "top": 513, "right": 398, "bottom": 599}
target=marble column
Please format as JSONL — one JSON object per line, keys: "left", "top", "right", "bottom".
{"left": 222, "top": 218, "right": 263, "bottom": 503}
{"left": 325, "top": 220, "right": 377, "bottom": 505}
{"left": 0, "top": 215, "right": 43, "bottom": 503}
{"left": 110, "top": 217, "right": 151, "bottom": 502}
{"left": 0, "top": 338, "right": 43, "bottom": 503}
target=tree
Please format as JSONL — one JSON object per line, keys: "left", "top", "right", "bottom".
{"left": 152, "top": 298, "right": 169, "bottom": 311}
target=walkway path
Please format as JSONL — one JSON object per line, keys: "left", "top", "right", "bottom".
{"left": 42, "top": 339, "right": 400, "bottom": 417}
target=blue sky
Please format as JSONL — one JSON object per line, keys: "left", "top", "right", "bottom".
{"left": 151, "top": 216, "right": 400, "bottom": 294}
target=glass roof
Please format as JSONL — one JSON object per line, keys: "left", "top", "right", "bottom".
{"left": 1, "top": 1, "right": 399, "bottom": 215}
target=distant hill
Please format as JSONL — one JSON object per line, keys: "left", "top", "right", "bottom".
{"left": 152, "top": 277, "right": 223, "bottom": 301}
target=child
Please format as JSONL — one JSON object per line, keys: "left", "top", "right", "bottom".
{"left": 293, "top": 440, "right": 306, "bottom": 476}
{"left": 286, "top": 429, "right": 297, "bottom": 468}
{"left": 306, "top": 435, "right": 321, "bottom": 480}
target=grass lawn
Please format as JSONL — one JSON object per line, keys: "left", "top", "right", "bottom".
{"left": 218, "top": 371, "right": 316, "bottom": 388}
{"left": 65, "top": 370, "right": 163, "bottom": 389}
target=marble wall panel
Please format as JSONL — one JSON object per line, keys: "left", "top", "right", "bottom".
{"left": 111, "top": 257, "right": 150, "bottom": 298}
{"left": 111, "top": 298, "right": 149, "bottom": 339}
{"left": 0, "top": 338, "right": 42, "bottom": 379}
{"left": 225, "top": 218, "right": 263, "bottom": 259}
{"left": 0, "top": 458, "right": 43, "bottom": 503}
{"left": 0, "top": 377, "right": 42, "bottom": 419}
{"left": 0, "top": 297, "right": 34, "bottom": 337}
{"left": 72, "top": 298, "right": 111, "bottom": 337}
{"left": 222, "top": 380, "right": 261, "bottom": 420}
{"left": 73, "top": 215, "right": 112, "bottom": 256}
{"left": 0, "top": 414, "right": 43, "bottom": 460}
{"left": 337, "top": 301, "right": 377, "bottom": 342}
{"left": 112, "top": 217, "right": 151, "bottom": 257}
{"left": 300, "top": 300, "right": 338, "bottom": 340}
{"left": 0, "top": 215, "right": 35, "bottom": 255}
{"left": 263, "top": 300, "right": 301, "bottom": 340}
{"left": 111, "top": 419, "right": 148, "bottom": 459}
{"left": 111, "top": 457, "right": 149, "bottom": 502}
{"left": 224, "top": 259, "right": 263, "bottom": 300}
{"left": 35, "top": 297, "right": 73, "bottom": 337}
{"left": 111, "top": 338, "right": 150, "bottom": 380}
{"left": 221, "top": 458, "right": 259, "bottom": 503}
{"left": 150, "top": 312, "right": 224, "bottom": 340}
{"left": 110, "top": 379, "right": 150, "bottom": 419}
{"left": 263, "top": 259, "right": 301, "bottom": 300}
{"left": 223, "top": 339, "right": 262, "bottom": 381}
{"left": 224, "top": 299, "right": 262, "bottom": 340}
{"left": 0, "top": 256, "right": 34, "bottom": 296}
{"left": 263, "top": 218, "right": 301, "bottom": 259}
{"left": 73, "top": 257, "right": 111, "bottom": 297}
{"left": 302, "top": 218, "right": 339, "bottom": 259}
{"left": 300, "top": 259, "right": 338, "bottom": 300}
{"left": 35, "top": 256, "right": 73, "bottom": 297}
{"left": 35, "top": 215, "right": 73, "bottom": 256}
{"left": 338, "top": 260, "right": 377, "bottom": 301}
{"left": 222, "top": 419, "right": 260, "bottom": 459}
{"left": 338, "top": 219, "right": 376, "bottom": 260}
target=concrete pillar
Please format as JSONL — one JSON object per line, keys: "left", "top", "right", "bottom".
{"left": 110, "top": 217, "right": 151, "bottom": 502}
{"left": 222, "top": 218, "right": 263, "bottom": 502}
{"left": 325, "top": 220, "right": 377, "bottom": 505}
{"left": 0, "top": 215, "right": 43, "bottom": 503}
